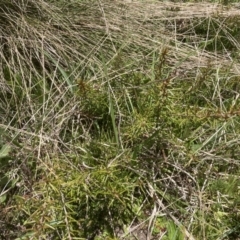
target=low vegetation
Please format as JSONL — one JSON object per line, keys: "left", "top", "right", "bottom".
{"left": 1, "top": 0, "right": 240, "bottom": 239}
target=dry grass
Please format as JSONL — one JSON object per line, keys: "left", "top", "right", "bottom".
{"left": 1, "top": 0, "right": 240, "bottom": 239}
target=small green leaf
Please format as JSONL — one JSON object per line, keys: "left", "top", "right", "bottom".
{"left": 191, "top": 143, "right": 202, "bottom": 152}
{"left": 0, "top": 194, "right": 7, "bottom": 204}
{"left": 0, "top": 144, "right": 11, "bottom": 159}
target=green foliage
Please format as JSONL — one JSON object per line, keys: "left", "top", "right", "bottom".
{"left": 10, "top": 147, "right": 142, "bottom": 239}
{"left": 1, "top": 0, "right": 240, "bottom": 239}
